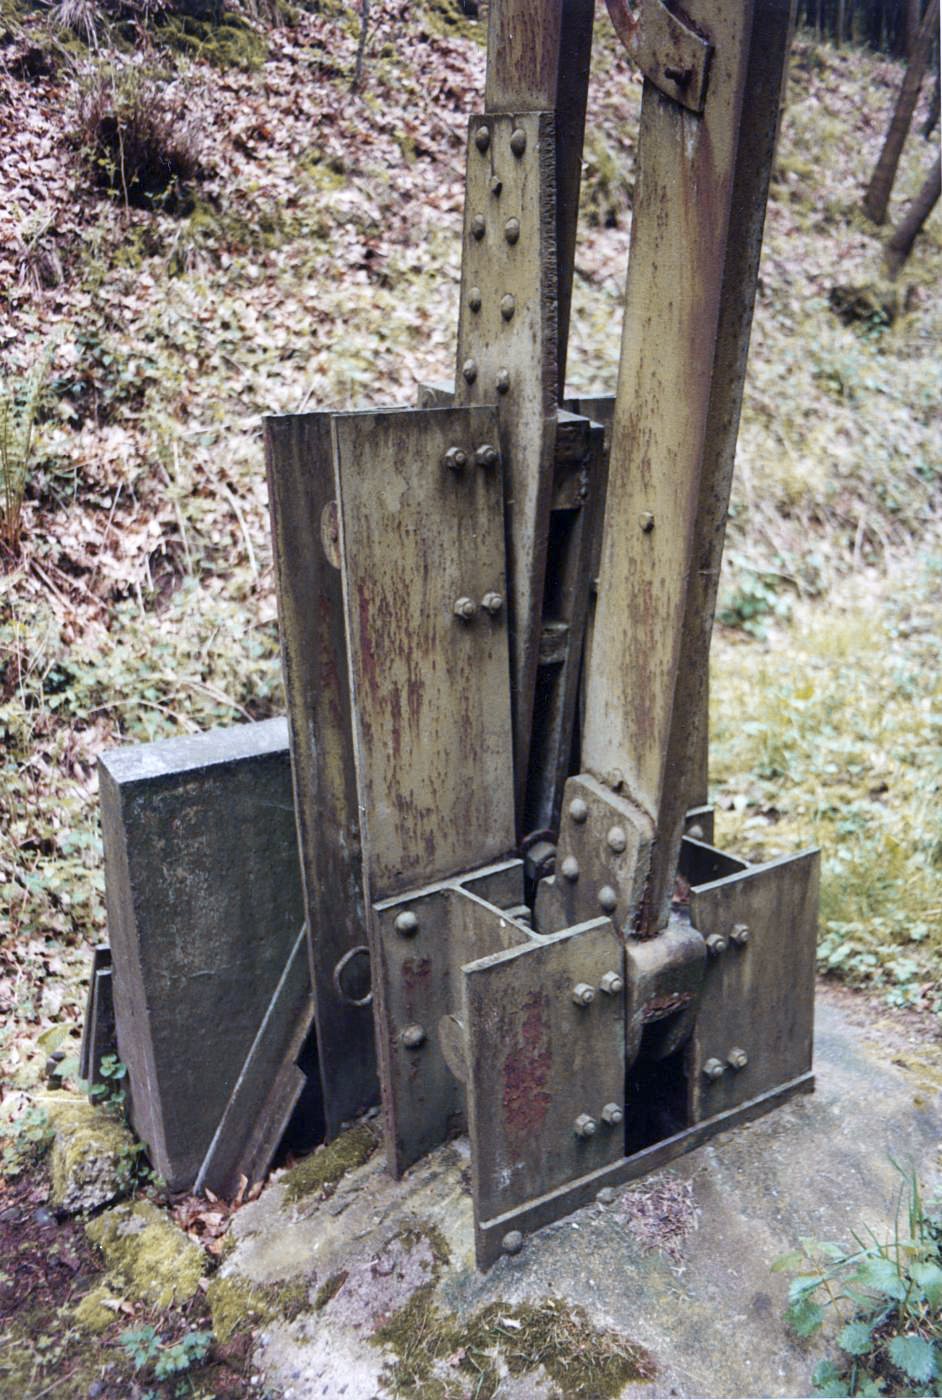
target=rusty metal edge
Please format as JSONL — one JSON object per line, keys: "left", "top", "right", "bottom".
{"left": 475, "top": 1069, "right": 814, "bottom": 1268}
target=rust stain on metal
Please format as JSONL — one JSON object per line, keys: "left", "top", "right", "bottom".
{"left": 501, "top": 990, "right": 551, "bottom": 1136}
{"left": 401, "top": 956, "right": 432, "bottom": 993}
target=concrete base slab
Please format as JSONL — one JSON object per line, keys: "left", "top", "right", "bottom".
{"left": 222, "top": 989, "right": 941, "bottom": 1399}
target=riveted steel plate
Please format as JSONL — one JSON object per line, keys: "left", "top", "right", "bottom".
{"left": 689, "top": 848, "right": 819, "bottom": 1122}
{"left": 373, "top": 864, "right": 530, "bottom": 1175}
{"left": 454, "top": 111, "right": 558, "bottom": 814}
{"left": 461, "top": 916, "right": 625, "bottom": 1232}
{"left": 333, "top": 406, "right": 513, "bottom": 898}
{"left": 534, "top": 773, "right": 654, "bottom": 935}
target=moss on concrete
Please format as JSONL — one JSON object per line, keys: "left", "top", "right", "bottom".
{"left": 280, "top": 1121, "right": 379, "bottom": 1204}
{"left": 374, "top": 1293, "right": 656, "bottom": 1399}
{"left": 71, "top": 1282, "right": 121, "bottom": 1332}
{"left": 207, "top": 1270, "right": 309, "bottom": 1343}
{"left": 41, "top": 1090, "right": 139, "bottom": 1215}
{"left": 86, "top": 1198, "right": 204, "bottom": 1308}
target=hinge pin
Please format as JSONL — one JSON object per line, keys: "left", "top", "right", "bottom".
{"left": 571, "top": 982, "right": 595, "bottom": 1007}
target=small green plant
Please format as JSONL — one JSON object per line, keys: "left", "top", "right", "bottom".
{"left": 119, "top": 1323, "right": 213, "bottom": 1389}
{"left": 0, "top": 343, "right": 55, "bottom": 555}
{"left": 775, "top": 1166, "right": 942, "bottom": 1396}
{"left": 0, "top": 1103, "right": 53, "bottom": 1180}
{"left": 88, "top": 1053, "right": 129, "bottom": 1110}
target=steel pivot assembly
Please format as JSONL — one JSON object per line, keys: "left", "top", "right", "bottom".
{"left": 266, "top": 0, "right": 817, "bottom": 1268}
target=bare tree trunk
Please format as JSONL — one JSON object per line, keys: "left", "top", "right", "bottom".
{"left": 351, "top": 0, "right": 370, "bottom": 94}
{"left": 836, "top": 0, "right": 846, "bottom": 44}
{"left": 905, "top": 0, "right": 922, "bottom": 55}
{"left": 885, "top": 156, "right": 942, "bottom": 274}
{"left": 863, "top": 0, "right": 939, "bottom": 223}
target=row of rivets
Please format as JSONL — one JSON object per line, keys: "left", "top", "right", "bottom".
{"left": 454, "top": 593, "right": 504, "bottom": 620}
{"left": 466, "top": 216, "right": 521, "bottom": 245}
{"left": 467, "top": 288, "right": 517, "bottom": 318}
{"left": 703, "top": 1046, "right": 749, "bottom": 1080}
{"left": 706, "top": 923, "right": 751, "bottom": 955}
{"left": 570, "top": 970, "right": 624, "bottom": 1006}
{"left": 461, "top": 361, "right": 512, "bottom": 394}
{"left": 473, "top": 124, "right": 527, "bottom": 158}
{"left": 574, "top": 1102, "right": 622, "bottom": 1137}
{"left": 442, "top": 443, "right": 499, "bottom": 471}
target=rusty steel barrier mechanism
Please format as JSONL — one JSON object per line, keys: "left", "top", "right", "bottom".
{"left": 265, "top": 0, "right": 817, "bottom": 1269}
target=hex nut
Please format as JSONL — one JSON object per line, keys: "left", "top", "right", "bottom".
{"left": 574, "top": 1113, "right": 597, "bottom": 1138}
{"left": 471, "top": 213, "right": 486, "bottom": 241}
{"left": 607, "top": 825, "right": 627, "bottom": 853}
{"left": 730, "top": 923, "right": 750, "bottom": 946}
{"left": 569, "top": 797, "right": 589, "bottom": 824}
{"left": 500, "top": 293, "right": 516, "bottom": 321}
{"left": 598, "top": 885, "right": 618, "bottom": 914}
{"left": 468, "top": 287, "right": 482, "bottom": 313}
{"left": 401, "top": 1024, "right": 426, "bottom": 1049}
{"left": 475, "top": 443, "right": 498, "bottom": 468}
{"left": 509, "top": 126, "right": 527, "bottom": 157}
{"left": 462, "top": 359, "right": 478, "bottom": 384}
{"left": 454, "top": 597, "right": 477, "bottom": 620}
{"left": 481, "top": 591, "right": 504, "bottom": 615}
{"left": 502, "top": 1230, "right": 523, "bottom": 1255}
{"left": 504, "top": 218, "right": 520, "bottom": 245}
{"left": 394, "top": 911, "right": 418, "bottom": 937}
{"left": 474, "top": 124, "right": 490, "bottom": 152}
{"left": 601, "top": 1102, "right": 623, "bottom": 1126}
{"left": 599, "top": 970, "right": 624, "bottom": 996}
{"left": 639, "top": 512, "right": 655, "bottom": 532}
{"left": 442, "top": 446, "right": 467, "bottom": 472}
{"left": 703, "top": 1057, "right": 725, "bottom": 1081}
{"left": 560, "top": 855, "right": 579, "bottom": 882}
{"left": 728, "top": 1046, "right": 749, "bottom": 1070}
{"left": 571, "top": 982, "right": 595, "bottom": 1007}
{"left": 705, "top": 933, "right": 727, "bottom": 956}
{"left": 496, "top": 368, "right": 510, "bottom": 395}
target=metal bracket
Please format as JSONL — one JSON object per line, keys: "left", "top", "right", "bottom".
{"left": 607, "top": 0, "right": 714, "bottom": 114}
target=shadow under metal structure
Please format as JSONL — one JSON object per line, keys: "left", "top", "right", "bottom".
{"left": 266, "top": 0, "right": 817, "bottom": 1268}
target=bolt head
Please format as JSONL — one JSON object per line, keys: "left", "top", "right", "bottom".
{"left": 705, "top": 933, "right": 727, "bottom": 956}
{"left": 462, "top": 359, "right": 478, "bottom": 384}
{"left": 454, "top": 596, "right": 477, "bottom": 620}
{"left": 561, "top": 855, "right": 579, "bottom": 882}
{"left": 502, "top": 1229, "right": 523, "bottom": 1255}
{"left": 504, "top": 217, "right": 520, "bottom": 245}
{"left": 730, "top": 923, "right": 750, "bottom": 946}
{"left": 639, "top": 512, "right": 655, "bottom": 532}
{"left": 571, "top": 982, "right": 595, "bottom": 1007}
{"left": 601, "top": 1102, "right": 623, "bottom": 1126}
{"left": 703, "top": 1057, "right": 725, "bottom": 1081}
{"left": 474, "top": 124, "right": 490, "bottom": 153}
{"left": 568, "top": 797, "right": 589, "bottom": 824}
{"left": 598, "top": 885, "right": 618, "bottom": 914}
{"left": 401, "top": 1024, "right": 426, "bottom": 1049}
{"left": 500, "top": 293, "right": 516, "bottom": 321}
{"left": 442, "top": 446, "right": 467, "bottom": 472}
{"left": 468, "top": 287, "right": 482, "bottom": 313}
{"left": 599, "top": 971, "right": 624, "bottom": 996}
{"left": 471, "top": 213, "right": 486, "bottom": 241}
{"left": 728, "top": 1047, "right": 749, "bottom": 1070}
{"left": 489, "top": 175, "right": 503, "bottom": 196}
{"left": 481, "top": 591, "right": 503, "bottom": 615}
{"left": 509, "top": 126, "right": 527, "bottom": 157}
{"left": 475, "top": 443, "right": 498, "bottom": 468}
{"left": 496, "top": 368, "right": 510, "bottom": 394}
{"left": 606, "top": 825, "right": 627, "bottom": 854}
{"left": 394, "top": 911, "right": 418, "bottom": 937}
{"left": 574, "top": 1113, "right": 597, "bottom": 1138}
{"left": 606, "top": 769, "right": 625, "bottom": 793}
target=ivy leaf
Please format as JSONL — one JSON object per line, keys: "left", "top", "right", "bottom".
{"left": 886, "top": 1334, "right": 937, "bottom": 1384}
{"left": 787, "top": 1294, "right": 825, "bottom": 1338}
{"left": 811, "top": 1359, "right": 849, "bottom": 1397}
{"left": 837, "top": 1320, "right": 873, "bottom": 1356}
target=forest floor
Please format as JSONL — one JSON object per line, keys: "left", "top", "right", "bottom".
{"left": 0, "top": 0, "right": 940, "bottom": 1393}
